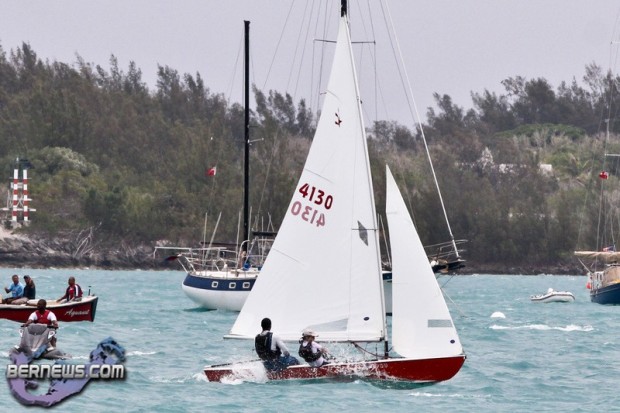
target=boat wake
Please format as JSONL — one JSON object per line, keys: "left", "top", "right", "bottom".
{"left": 127, "top": 350, "right": 157, "bottom": 357}
{"left": 219, "top": 361, "right": 269, "bottom": 384}
{"left": 150, "top": 374, "right": 208, "bottom": 384}
{"left": 408, "top": 391, "right": 492, "bottom": 400}
{"left": 490, "top": 324, "right": 593, "bottom": 332}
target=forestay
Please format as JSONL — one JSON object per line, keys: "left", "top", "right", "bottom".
{"left": 227, "top": 13, "right": 385, "bottom": 342}
{"left": 385, "top": 166, "right": 463, "bottom": 359}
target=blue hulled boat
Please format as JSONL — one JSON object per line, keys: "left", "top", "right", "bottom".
{"left": 575, "top": 252, "right": 620, "bottom": 305}
{"left": 588, "top": 266, "right": 620, "bottom": 304}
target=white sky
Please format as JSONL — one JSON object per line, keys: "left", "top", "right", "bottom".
{"left": 2, "top": 1, "right": 620, "bottom": 128}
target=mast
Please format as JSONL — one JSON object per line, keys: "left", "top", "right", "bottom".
{"left": 342, "top": 0, "right": 388, "bottom": 346}
{"left": 243, "top": 20, "right": 250, "bottom": 252}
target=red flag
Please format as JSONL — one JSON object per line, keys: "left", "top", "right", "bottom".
{"left": 599, "top": 171, "right": 609, "bottom": 180}
{"left": 206, "top": 166, "right": 217, "bottom": 176}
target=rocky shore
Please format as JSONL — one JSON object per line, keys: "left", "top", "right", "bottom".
{"left": 0, "top": 227, "right": 174, "bottom": 270}
{"left": 0, "top": 227, "right": 585, "bottom": 275}
{"left": 456, "top": 262, "right": 584, "bottom": 276}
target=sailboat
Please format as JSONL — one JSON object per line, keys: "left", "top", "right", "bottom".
{"left": 203, "top": 2, "right": 465, "bottom": 382}
{"left": 574, "top": 111, "right": 620, "bottom": 304}
{"left": 575, "top": 253, "right": 620, "bottom": 304}
{"left": 575, "top": 204, "right": 620, "bottom": 305}
{"left": 156, "top": 21, "right": 275, "bottom": 311}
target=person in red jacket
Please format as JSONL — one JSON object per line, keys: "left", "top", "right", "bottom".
{"left": 57, "top": 276, "right": 83, "bottom": 302}
{"left": 25, "top": 299, "right": 59, "bottom": 347}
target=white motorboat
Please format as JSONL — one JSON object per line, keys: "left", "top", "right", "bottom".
{"left": 530, "top": 288, "right": 575, "bottom": 303}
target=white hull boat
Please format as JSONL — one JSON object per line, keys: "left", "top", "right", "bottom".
{"left": 530, "top": 288, "right": 575, "bottom": 303}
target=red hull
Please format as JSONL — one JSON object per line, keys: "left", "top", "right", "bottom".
{"left": 0, "top": 296, "right": 98, "bottom": 323}
{"left": 204, "top": 355, "right": 465, "bottom": 383}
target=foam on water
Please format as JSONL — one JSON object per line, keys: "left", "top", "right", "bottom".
{"left": 490, "top": 324, "right": 594, "bottom": 332}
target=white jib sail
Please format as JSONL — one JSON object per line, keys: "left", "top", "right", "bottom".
{"left": 385, "top": 165, "right": 463, "bottom": 359}
{"left": 228, "top": 14, "right": 385, "bottom": 342}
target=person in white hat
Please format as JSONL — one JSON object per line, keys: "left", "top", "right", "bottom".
{"left": 298, "top": 328, "right": 329, "bottom": 367}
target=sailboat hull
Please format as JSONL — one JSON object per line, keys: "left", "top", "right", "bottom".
{"left": 182, "top": 272, "right": 257, "bottom": 311}
{"left": 587, "top": 266, "right": 620, "bottom": 305}
{"left": 204, "top": 355, "right": 466, "bottom": 383}
{"left": 590, "top": 282, "right": 620, "bottom": 304}
{"left": 184, "top": 272, "right": 394, "bottom": 313}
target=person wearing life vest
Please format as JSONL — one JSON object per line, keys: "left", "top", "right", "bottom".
{"left": 25, "top": 299, "right": 59, "bottom": 348}
{"left": 57, "top": 276, "right": 83, "bottom": 303}
{"left": 298, "top": 329, "right": 329, "bottom": 367}
{"left": 255, "top": 317, "right": 300, "bottom": 371}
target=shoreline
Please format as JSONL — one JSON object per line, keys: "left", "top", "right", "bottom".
{"left": 0, "top": 228, "right": 586, "bottom": 275}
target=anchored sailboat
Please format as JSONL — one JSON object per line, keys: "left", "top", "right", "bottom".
{"left": 204, "top": 2, "right": 465, "bottom": 382}
{"left": 157, "top": 21, "right": 273, "bottom": 311}
{"left": 574, "top": 135, "right": 620, "bottom": 304}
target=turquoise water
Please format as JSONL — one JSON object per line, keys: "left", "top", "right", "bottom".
{"left": 0, "top": 269, "right": 614, "bottom": 412}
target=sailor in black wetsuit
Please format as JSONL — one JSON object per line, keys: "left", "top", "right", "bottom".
{"left": 255, "top": 317, "right": 299, "bottom": 371}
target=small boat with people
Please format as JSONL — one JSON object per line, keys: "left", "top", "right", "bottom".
{"left": 530, "top": 288, "right": 575, "bottom": 303}
{"left": 0, "top": 296, "right": 98, "bottom": 323}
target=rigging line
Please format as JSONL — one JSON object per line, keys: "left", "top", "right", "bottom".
{"left": 203, "top": 134, "right": 221, "bottom": 209}
{"left": 355, "top": 0, "right": 388, "bottom": 123}
{"left": 351, "top": 0, "right": 380, "bottom": 124}
{"left": 576, "top": 119, "right": 608, "bottom": 248}
{"left": 440, "top": 285, "right": 468, "bottom": 320}
{"left": 255, "top": 128, "right": 280, "bottom": 220}
{"left": 378, "top": 214, "right": 391, "bottom": 268}
{"left": 349, "top": 0, "right": 390, "bottom": 124}
{"left": 309, "top": 0, "right": 319, "bottom": 113}
{"left": 314, "top": 0, "right": 332, "bottom": 117}
{"left": 597, "top": 19, "right": 620, "bottom": 251}
{"left": 225, "top": 28, "right": 244, "bottom": 105}
{"left": 365, "top": 0, "right": 379, "bottom": 122}
{"left": 261, "top": 0, "right": 297, "bottom": 91}
{"left": 394, "top": 159, "right": 418, "bottom": 231}
{"left": 381, "top": 0, "right": 459, "bottom": 258}
{"left": 352, "top": 342, "right": 384, "bottom": 358}
{"left": 289, "top": 0, "right": 313, "bottom": 98}
{"left": 597, "top": 126, "right": 608, "bottom": 251}
{"left": 606, "top": 24, "right": 620, "bottom": 130}
{"left": 346, "top": 0, "right": 377, "bottom": 123}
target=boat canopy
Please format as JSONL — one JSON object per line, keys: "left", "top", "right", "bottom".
{"left": 574, "top": 251, "right": 620, "bottom": 263}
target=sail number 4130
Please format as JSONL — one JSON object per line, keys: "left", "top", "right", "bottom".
{"left": 298, "top": 183, "right": 333, "bottom": 209}
{"left": 291, "top": 183, "right": 334, "bottom": 227}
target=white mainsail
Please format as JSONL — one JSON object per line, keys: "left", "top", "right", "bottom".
{"left": 385, "top": 165, "right": 463, "bottom": 359}
{"left": 227, "top": 13, "right": 385, "bottom": 342}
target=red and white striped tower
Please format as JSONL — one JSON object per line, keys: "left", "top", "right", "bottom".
{"left": 11, "top": 168, "right": 18, "bottom": 222}
{"left": 22, "top": 168, "right": 29, "bottom": 222}
{"left": 2, "top": 160, "right": 34, "bottom": 225}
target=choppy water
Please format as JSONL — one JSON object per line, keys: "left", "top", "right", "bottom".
{"left": 0, "top": 269, "right": 614, "bottom": 412}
